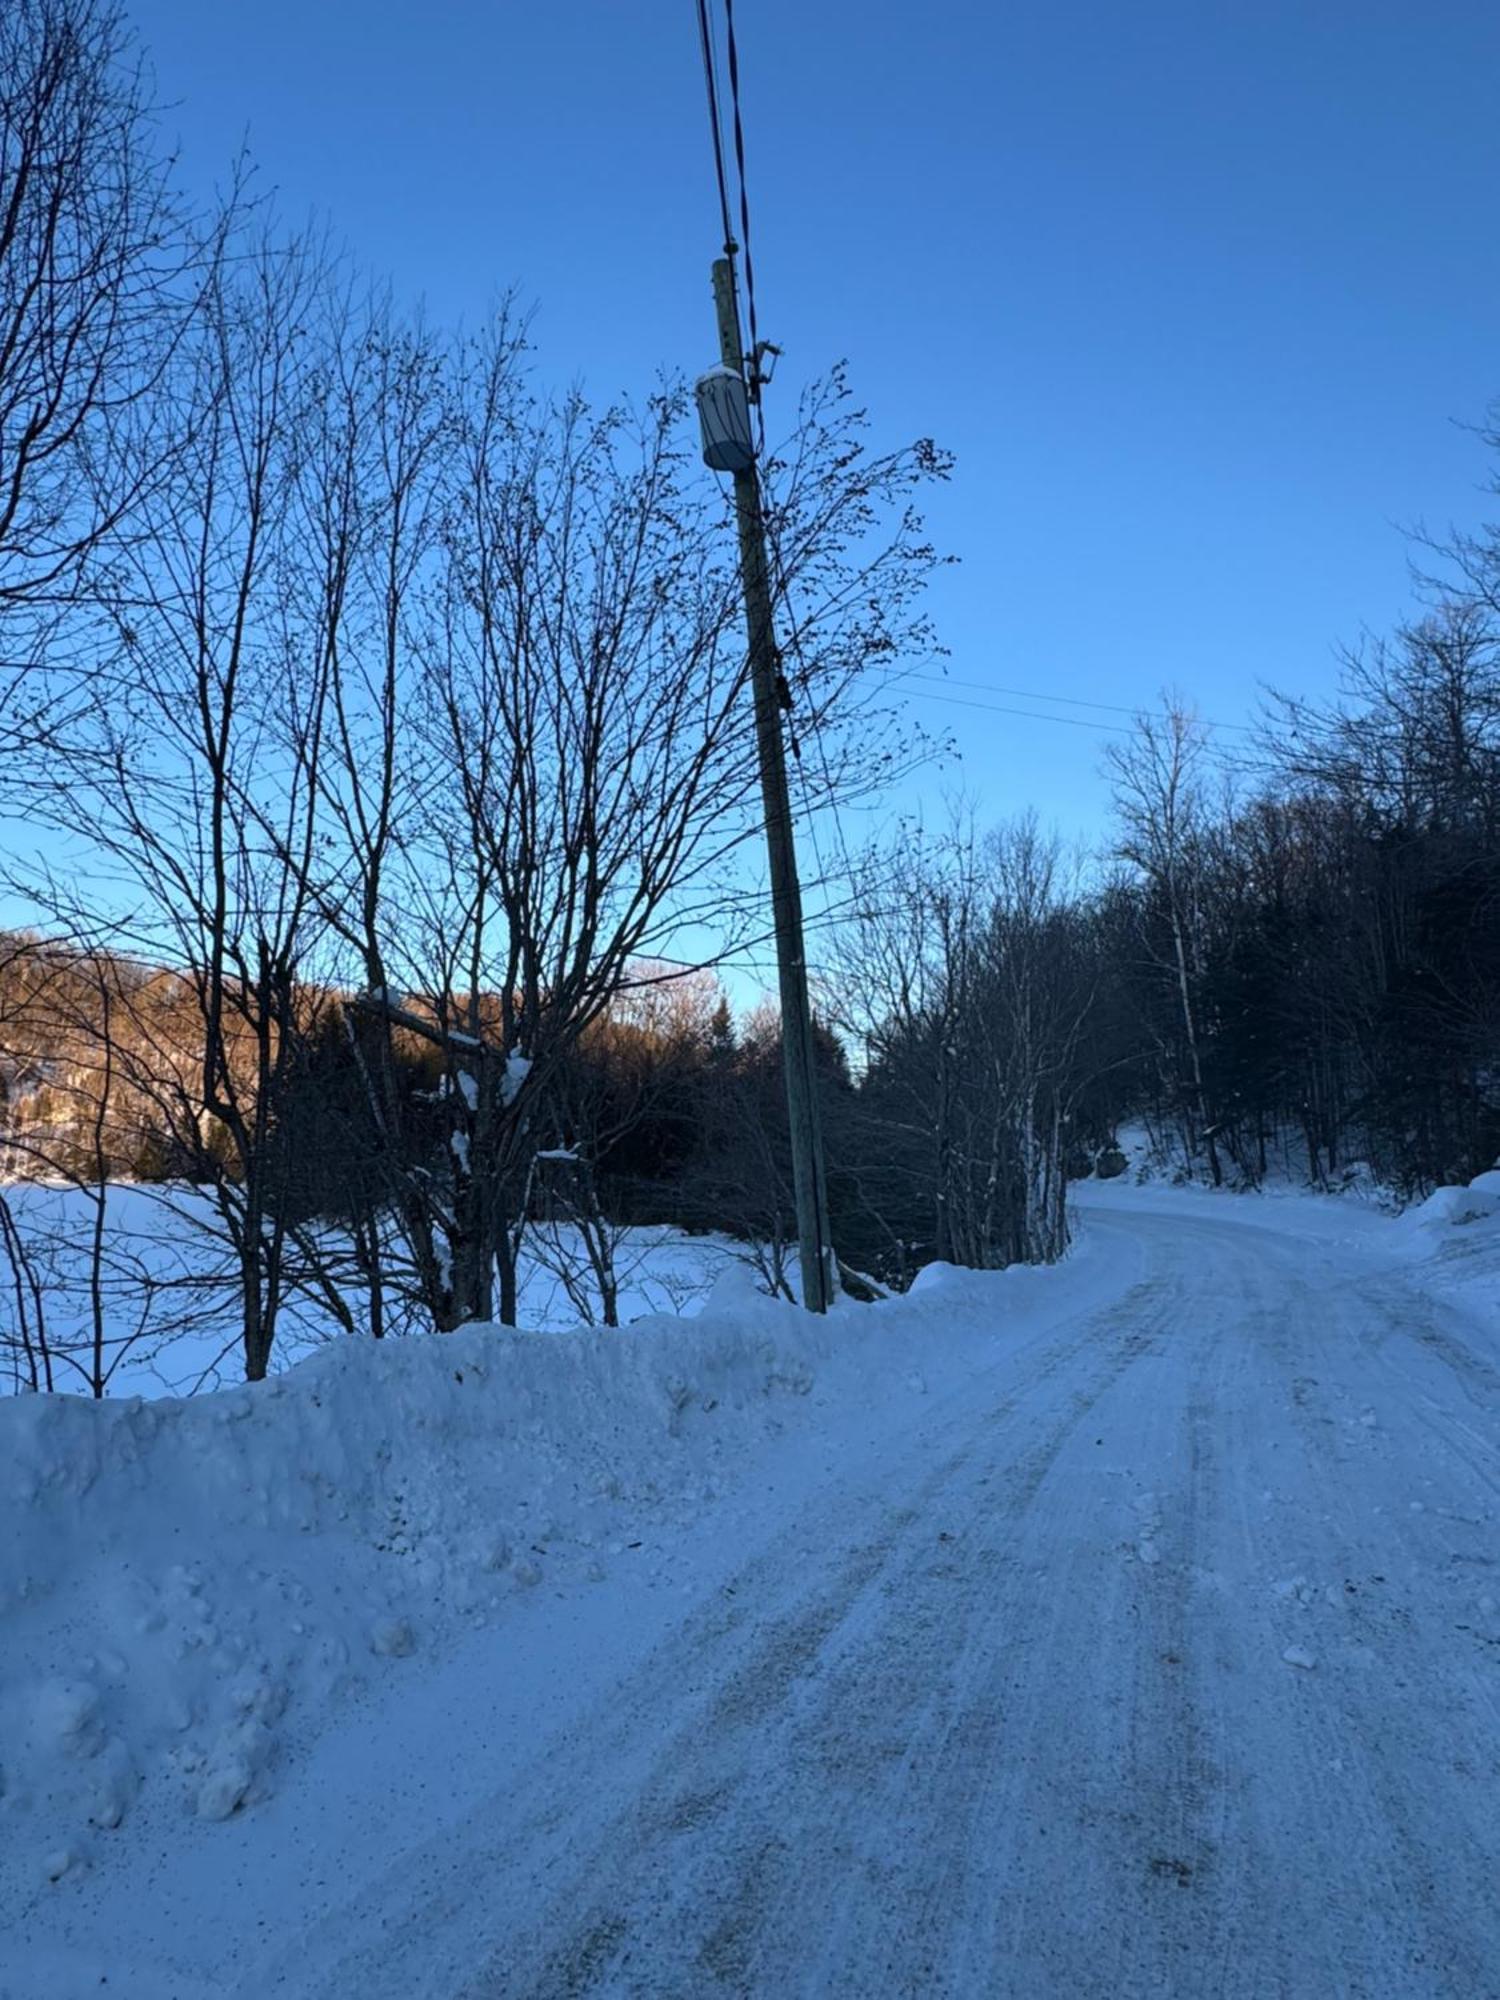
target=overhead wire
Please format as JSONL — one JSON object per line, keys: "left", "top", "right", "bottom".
{"left": 899, "top": 689, "right": 1133, "bottom": 733}
{"left": 697, "top": 7, "right": 1262, "bottom": 780}
{"left": 704, "top": 2, "right": 1035, "bottom": 954}
{"left": 721, "top": 0, "right": 765, "bottom": 454}
{"left": 895, "top": 684, "right": 1271, "bottom": 746}
{"left": 693, "top": 0, "right": 736, "bottom": 260}
{"left": 695, "top": 0, "right": 798, "bottom": 874}
{"left": 887, "top": 669, "right": 1258, "bottom": 736}
{"left": 715, "top": 3, "right": 867, "bottom": 916}
{"left": 682, "top": 7, "right": 1280, "bottom": 1041}
{"left": 692, "top": 0, "right": 839, "bottom": 900}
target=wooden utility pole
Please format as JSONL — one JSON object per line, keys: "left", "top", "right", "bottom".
{"left": 711, "top": 255, "right": 836, "bottom": 1313}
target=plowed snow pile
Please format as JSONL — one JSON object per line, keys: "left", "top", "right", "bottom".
{"left": 0, "top": 1252, "right": 1100, "bottom": 1921}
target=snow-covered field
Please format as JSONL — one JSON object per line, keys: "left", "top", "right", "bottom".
{"left": 0, "top": 1180, "right": 744, "bottom": 1396}
{"left": 3, "top": 1175, "right": 1499, "bottom": 1997}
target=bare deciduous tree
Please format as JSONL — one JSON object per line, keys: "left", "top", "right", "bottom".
{"left": 1107, "top": 699, "right": 1223, "bottom": 1183}
{"left": 1, "top": 0, "right": 194, "bottom": 765}
{"left": 29, "top": 223, "right": 350, "bottom": 1379}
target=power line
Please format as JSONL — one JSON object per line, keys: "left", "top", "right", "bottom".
{"left": 891, "top": 678, "right": 1258, "bottom": 739}
{"left": 693, "top": 0, "right": 735, "bottom": 259}
{"left": 721, "top": 0, "right": 764, "bottom": 452}
{"left": 895, "top": 687, "right": 1133, "bottom": 734}
{"left": 890, "top": 670, "right": 1258, "bottom": 734}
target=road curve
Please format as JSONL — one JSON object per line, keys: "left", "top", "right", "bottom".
{"left": 263, "top": 1204, "right": 1500, "bottom": 2000}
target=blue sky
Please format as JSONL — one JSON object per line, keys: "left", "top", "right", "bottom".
{"left": 125, "top": 0, "right": 1500, "bottom": 850}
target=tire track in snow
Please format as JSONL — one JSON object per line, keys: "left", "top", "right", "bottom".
{"left": 1230, "top": 1234, "right": 1500, "bottom": 1999}
{"left": 251, "top": 1272, "right": 1160, "bottom": 1999}
{"left": 718, "top": 1285, "right": 1193, "bottom": 2000}
{"left": 1347, "top": 1277, "right": 1500, "bottom": 1509}
{"left": 927, "top": 1267, "right": 1258, "bottom": 2000}
{"left": 251, "top": 1208, "right": 1500, "bottom": 2000}
{"left": 475, "top": 1280, "right": 1183, "bottom": 1999}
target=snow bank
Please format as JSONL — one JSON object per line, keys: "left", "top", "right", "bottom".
{"left": 0, "top": 1252, "right": 1096, "bottom": 1908}
{"left": 1380, "top": 1163, "right": 1500, "bottom": 1345}
{"left": 1391, "top": 1175, "right": 1500, "bottom": 1241}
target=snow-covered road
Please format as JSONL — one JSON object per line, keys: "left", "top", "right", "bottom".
{"left": 268, "top": 1201, "right": 1499, "bottom": 1999}
{"left": 9, "top": 1194, "right": 1500, "bottom": 1998}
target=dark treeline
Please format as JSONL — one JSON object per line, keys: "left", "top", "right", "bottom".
{"left": 828, "top": 563, "right": 1500, "bottom": 1253}
{"left": 1104, "top": 599, "right": 1500, "bottom": 1197}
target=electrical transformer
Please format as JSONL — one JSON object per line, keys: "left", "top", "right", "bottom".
{"left": 694, "top": 364, "right": 754, "bottom": 474}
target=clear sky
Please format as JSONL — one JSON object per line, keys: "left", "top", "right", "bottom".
{"left": 123, "top": 0, "right": 1500, "bottom": 850}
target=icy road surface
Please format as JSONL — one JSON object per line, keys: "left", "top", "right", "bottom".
{"left": 14, "top": 1193, "right": 1500, "bottom": 1998}
{"left": 254, "top": 1199, "right": 1499, "bottom": 1999}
